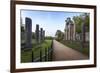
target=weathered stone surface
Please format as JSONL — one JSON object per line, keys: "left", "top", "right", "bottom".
{"left": 25, "top": 17, "right": 32, "bottom": 48}
{"left": 35, "top": 24, "right": 40, "bottom": 43}
{"left": 64, "top": 17, "right": 75, "bottom": 41}
{"left": 40, "top": 28, "right": 43, "bottom": 42}
{"left": 43, "top": 30, "right": 45, "bottom": 40}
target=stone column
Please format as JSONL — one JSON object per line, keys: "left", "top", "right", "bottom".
{"left": 39, "top": 31, "right": 41, "bottom": 43}
{"left": 35, "top": 24, "right": 39, "bottom": 43}
{"left": 73, "top": 23, "right": 76, "bottom": 40}
{"left": 66, "top": 27, "right": 68, "bottom": 40}
{"left": 69, "top": 24, "right": 71, "bottom": 40}
{"left": 25, "top": 17, "right": 32, "bottom": 48}
{"left": 66, "top": 25, "right": 68, "bottom": 40}
{"left": 82, "top": 23, "right": 86, "bottom": 43}
{"left": 70, "top": 24, "right": 72, "bottom": 40}
{"left": 65, "top": 19, "right": 68, "bottom": 40}
{"left": 40, "top": 28, "right": 43, "bottom": 42}
{"left": 71, "top": 24, "right": 74, "bottom": 40}
{"left": 43, "top": 30, "right": 45, "bottom": 41}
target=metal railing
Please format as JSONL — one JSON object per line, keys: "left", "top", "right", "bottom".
{"left": 31, "top": 40, "right": 53, "bottom": 62}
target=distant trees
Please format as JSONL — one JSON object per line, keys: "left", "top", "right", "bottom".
{"left": 73, "top": 16, "right": 82, "bottom": 33}
{"left": 21, "top": 25, "right": 25, "bottom": 32}
{"left": 32, "top": 32, "right": 35, "bottom": 39}
{"left": 21, "top": 17, "right": 25, "bottom": 32}
{"left": 73, "top": 13, "right": 90, "bottom": 41}
{"left": 73, "top": 13, "right": 89, "bottom": 33}
{"left": 55, "top": 30, "right": 64, "bottom": 41}
{"left": 21, "top": 25, "right": 25, "bottom": 42}
{"left": 45, "top": 36, "right": 53, "bottom": 40}
{"left": 83, "top": 13, "right": 90, "bottom": 32}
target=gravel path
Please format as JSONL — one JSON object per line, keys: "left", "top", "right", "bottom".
{"left": 52, "top": 40, "right": 88, "bottom": 61}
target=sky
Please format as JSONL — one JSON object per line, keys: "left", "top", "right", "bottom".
{"left": 21, "top": 10, "right": 83, "bottom": 37}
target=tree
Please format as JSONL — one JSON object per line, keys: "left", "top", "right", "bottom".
{"left": 73, "top": 16, "right": 82, "bottom": 33}
{"left": 45, "top": 36, "right": 53, "bottom": 40}
{"left": 73, "top": 13, "right": 89, "bottom": 33}
{"left": 81, "top": 13, "right": 90, "bottom": 48}
{"left": 55, "top": 30, "right": 64, "bottom": 41}
{"left": 21, "top": 25, "right": 25, "bottom": 32}
{"left": 84, "top": 13, "right": 90, "bottom": 32}
{"left": 73, "top": 13, "right": 90, "bottom": 49}
{"left": 32, "top": 32, "right": 35, "bottom": 39}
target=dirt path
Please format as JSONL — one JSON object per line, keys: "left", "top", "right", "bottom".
{"left": 52, "top": 40, "right": 88, "bottom": 61}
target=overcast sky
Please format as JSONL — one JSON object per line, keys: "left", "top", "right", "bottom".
{"left": 21, "top": 10, "right": 83, "bottom": 37}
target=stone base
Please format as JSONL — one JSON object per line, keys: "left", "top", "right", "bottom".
{"left": 25, "top": 44, "right": 33, "bottom": 49}
{"left": 21, "top": 43, "right": 32, "bottom": 50}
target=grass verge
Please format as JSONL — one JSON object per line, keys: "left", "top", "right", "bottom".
{"left": 58, "top": 40, "right": 89, "bottom": 56}
{"left": 21, "top": 39, "right": 52, "bottom": 63}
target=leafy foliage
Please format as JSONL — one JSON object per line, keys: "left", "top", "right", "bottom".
{"left": 73, "top": 16, "right": 82, "bottom": 33}
{"left": 45, "top": 36, "right": 53, "bottom": 40}
{"left": 32, "top": 32, "right": 35, "bottom": 39}
{"left": 73, "top": 13, "right": 90, "bottom": 33}
{"left": 55, "top": 30, "right": 64, "bottom": 41}
{"left": 21, "top": 25, "right": 25, "bottom": 32}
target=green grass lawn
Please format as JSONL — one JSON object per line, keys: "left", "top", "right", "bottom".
{"left": 21, "top": 50, "right": 32, "bottom": 63}
{"left": 21, "top": 39, "right": 52, "bottom": 63}
{"left": 59, "top": 40, "right": 89, "bottom": 56}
